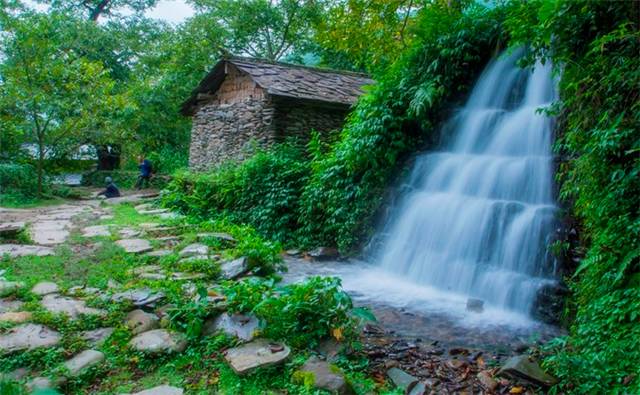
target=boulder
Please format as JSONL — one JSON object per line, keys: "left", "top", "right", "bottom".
{"left": 0, "top": 324, "right": 61, "bottom": 353}
{"left": 308, "top": 247, "right": 339, "bottom": 261}
{"left": 116, "top": 239, "right": 153, "bottom": 254}
{"left": 220, "top": 257, "right": 249, "bottom": 280}
{"left": 121, "top": 385, "right": 184, "bottom": 395}
{"left": 111, "top": 288, "right": 165, "bottom": 307}
{"left": 0, "top": 311, "right": 32, "bottom": 323}
{"left": 82, "top": 225, "right": 111, "bottom": 237}
{"left": 499, "top": 355, "right": 557, "bottom": 387}
{"left": 64, "top": 349, "right": 104, "bottom": 376}
{"left": 0, "top": 281, "right": 24, "bottom": 297}
{"left": 0, "top": 244, "right": 54, "bottom": 257}
{"left": 466, "top": 298, "right": 484, "bottom": 313}
{"left": 41, "top": 294, "right": 106, "bottom": 318}
{"left": 224, "top": 339, "right": 290, "bottom": 375}
{"left": 31, "top": 281, "right": 60, "bottom": 296}
{"left": 126, "top": 309, "right": 160, "bottom": 335}
{"left": 81, "top": 328, "right": 114, "bottom": 347}
{"left": 203, "top": 313, "right": 260, "bottom": 341}
{"left": 532, "top": 282, "right": 568, "bottom": 324}
{"left": 296, "top": 356, "right": 353, "bottom": 394}
{"left": 129, "top": 329, "right": 187, "bottom": 354}
{"left": 179, "top": 243, "right": 208, "bottom": 257}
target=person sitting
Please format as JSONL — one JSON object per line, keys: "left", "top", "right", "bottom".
{"left": 135, "top": 155, "right": 153, "bottom": 189}
{"left": 97, "top": 176, "right": 121, "bottom": 198}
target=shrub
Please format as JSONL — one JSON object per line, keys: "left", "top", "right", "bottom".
{"left": 0, "top": 163, "right": 43, "bottom": 203}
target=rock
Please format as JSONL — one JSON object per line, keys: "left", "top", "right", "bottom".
{"left": 31, "top": 281, "right": 60, "bottom": 296}
{"left": 0, "top": 222, "right": 25, "bottom": 237}
{"left": 0, "top": 281, "right": 24, "bottom": 297}
{"left": 126, "top": 309, "right": 160, "bottom": 335}
{"left": 121, "top": 385, "right": 184, "bottom": 395}
{"left": 0, "top": 298, "right": 24, "bottom": 313}
{"left": 119, "top": 228, "right": 142, "bottom": 238}
{"left": 220, "top": 256, "right": 249, "bottom": 279}
{"left": 170, "top": 272, "right": 207, "bottom": 281}
{"left": 147, "top": 249, "right": 173, "bottom": 257}
{"left": 179, "top": 243, "right": 208, "bottom": 257}
{"left": 27, "top": 376, "right": 55, "bottom": 391}
{"left": 116, "top": 239, "right": 153, "bottom": 254}
{"left": 99, "top": 215, "right": 114, "bottom": 220}
{"left": 139, "top": 273, "right": 167, "bottom": 280}
{"left": 296, "top": 356, "right": 353, "bottom": 394}
{"left": 107, "top": 279, "right": 121, "bottom": 289}
{"left": 64, "top": 349, "right": 104, "bottom": 376}
{"left": 285, "top": 249, "right": 301, "bottom": 257}
{"left": 466, "top": 298, "right": 484, "bottom": 313}
{"left": 82, "top": 225, "right": 111, "bottom": 237}
{"left": 0, "top": 324, "right": 61, "bottom": 353}
{"left": 308, "top": 247, "right": 339, "bottom": 261}
{"left": 499, "top": 355, "right": 557, "bottom": 387}
{"left": 129, "top": 329, "right": 187, "bottom": 354}
{"left": 139, "top": 222, "right": 161, "bottom": 229}
{"left": 197, "top": 232, "right": 236, "bottom": 244}
{"left": 532, "top": 282, "right": 568, "bottom": 324}
{"left": 67, "top": 286, "right": 101, "bottom": 296}
{"left": 0, "top": 244, "right": 54, "bottom": 257}
{"left": 0, "top": 311, "right": 32, "bottom": 323}
{"left": 446, "top": 359, "right": 467, "bottom": 370}
{"left": 0, "top": 367, "right": 29, "bottom": 381}
{"left": 387, "top": 367, "right": 419, "bottom": 390}
{"left": 132, "top": 265, "right": 163, "bottom": 275}
{"left": 158, "top": 212, "right": 181, "bottom": 220}
{"left": 477, "top": 370, "right": 498, "bottom": 392}
{"left": 224, "top": 339, "right": 291, "bottom": 375}
{"left": 203, "top": 313, "right": 260, "bottom": 341}
{"left": 138, "top": 208, "right": 170, "bottom": 215}
{"left": 29, "top": 220, "right": 71, "bottom": 245}
{"left": 316, "top": 338, "right": 345, "bottom": 361}
{"left": 134, "top": 203, "right": 154, "bottom": 212}
{"left": 111, "top": 288, "right": 165, "bottom": 307}
{"left": 81, "top": 328, "right": 114, "bottom": 346}
{"left": 41, "top": 294, "right": 106, "bottom": 318}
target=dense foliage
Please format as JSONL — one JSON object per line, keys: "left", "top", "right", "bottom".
{"left": 505, "top": 1, "right": 640, "bottom": 392}
{"left": 0, "top": 163, "right": 42, "bottom": 204}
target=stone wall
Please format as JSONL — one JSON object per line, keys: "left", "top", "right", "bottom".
{"left": 272, "top": 100, "right": 349, "bottom": 142}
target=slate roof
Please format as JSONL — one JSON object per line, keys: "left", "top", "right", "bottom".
{"left": 181, "top": 57, "right": 374, "bottom": 115}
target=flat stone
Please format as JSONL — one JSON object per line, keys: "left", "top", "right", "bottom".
{"left": 179, "top": 243, "right": 208, "bottom": 257}
{"left": 119, "top": 228, "right": 142, "bottom": 238}
{"left": 0, "top": 324, "right": 61, "bottom": 353}
{"left": 129, "top": 329, "right": 187, "bottom": 354}
{"left": 111, "top": 288, "right": 165, "bottom": 307}
{"left": 30, "top": 220, "right": 71, "bottom": 245}
{"left": 220, "top": 256, "right": 249, "bottom": 279}
{"left": 0, "top": 281, "right": 25, "bottom": 297}
{"left": 224, "top": 339, "right": 290, "bottom": 375}
{"left": 116, "top": 238, "right": 153, "bottom": 254}
{"left": 0, "top": 311, "right": 32, "bottom": 323}
{"left": 499, "top": 355, "right": 557, "bottom": 387}
{"left": 204, "top": 313, "right": 260, "bottom": 341}
{"left": 41, "top": 294, "right": 106, "bottom": 318}
{"left": 0, "top": 222, "right": 26, "bottom": 236}
{"left": 81, "top": 327, "right": 114, "bottom": 346}
{"left": 26, "top": 376, "right": 54, "bottom": 391}
{"left": 64, "top": 349, "right": 104, "bottom": 376}
{"left": 121, "top": 385, "right": 184, "bottom": 395}
{"left": 170, "top": 272, "right": 207, "bottom": 281}
{"left": 31, "top": 281, "right": 60, "bottom": 296}
{"left": 179, "top": 254, "right": 211, "bottom": 263}
{"left": 67, "top": 286, "right": 101, "bottom": 296}
{"left": 139, "top": 208, "right": 170, "bottom": 215}
{"left": 0, "top": 298, "right": 24, "bottom": 313}
{"left": 197, "top": 232, "right": 236, "bottom": 243}
{"left": 139, "top": 272, "right": 167, "bottom": 280}
{"left": 126, "top": 309, "right": 160, "bottom": 335}
{"left": 0, "top": 244, "right": 54, "bottom": 257}
{"left": 139, "top": 222, "right": 161, "bottom": 229}
{"left": 132, "top": 265, "right": 163, "bottom": 275}
{"left": 296, "top": 356, "right": 352, "bottom": 394}
{"left": 387, "top": 367, "right": 419, "bottom": 390}
{"left": 99, "top": 215, "right": 114, "bottom": 220}
{"left": 146, "top": 249, "right": 173, "bottom": 257}
{"left": 82, "top": 225, "right": 111, "bottom": 237}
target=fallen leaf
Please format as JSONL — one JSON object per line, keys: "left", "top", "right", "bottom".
{"left": 332, "top": 327, "right": 343, "bottom": 341}
{"left": 510, "top": 386, "right": 524, "bottom": 394}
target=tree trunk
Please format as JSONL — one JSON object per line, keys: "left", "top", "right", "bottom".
{"left": 36, "top": 133, "right": 45, "bottom": 197}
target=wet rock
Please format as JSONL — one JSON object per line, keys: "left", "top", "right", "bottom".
{"left": 41, "top": 294, "right": 106, "bottom": 318}
{"left": 121, "top": 385, "right": 184, "bottom": 395}
{"left": 499, "top": 355, "right": 557, "bottom": 387}
{"left": 129, "top": 329, "right": 187, "bottom": 354}
{"left": 308, "top": 247, "right": 339, "bottom": 261}
{"left": 0, "top": 280, "right": 24, "bottom": 297}
{"left": 116, "top": 239, "right": 153, "bottom": 254}
{"left": 64, "top": 349, "right": 104, "bottom": 376}
{"left": 0, "top": 299, "right": 24, "bottom": 313}
{"left": 0, "top": 311, "right": 32, "bottom": 323}
{"left": 220, "top": 256, "right": 249, "bottom": 279}
{"left": 81, "top": 327, "right": 114, "bottom": 346}
{"left": 126, "top": 309, "right": 160, "bottom": 335}
{"left": 179, "top": 243, "right": 208, "bottom": 257}
{"left": 0, "top": 324, "right": 61, "bottom": 353}
{"left": 477, "top": 370, "right": 498, "bottom": 392}
{"left": 82, "top": 225, "right": 111, "bottom": 237}
{"left": 111, "top": 288, "right": 165, "bottom": 307}
{"left": 466, "top": 298, "right": 484, "bottom": 313}
{"left": 0, "top": 244, "right": 54, "bottom": 257}
{"left": 224, "top": 339, "right": 290, "bottom": 375}
{"left": 204, "top": 313, "right": 260, "bottom": 341}
{"left": 296, "top": 356, "right": 353, "bottom": 394}
{"left": 532, "top": 282, "right": 568, "bottom": 324}
{"left": 387, "top": 367, "right": 419, "bottom": 390}
{"left": 31, "top": 281, "right": 60, "bottom": 296}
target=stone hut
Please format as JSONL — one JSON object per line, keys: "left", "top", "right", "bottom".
{"left": 181, "top": 57, "right": 374, "bottom": 170}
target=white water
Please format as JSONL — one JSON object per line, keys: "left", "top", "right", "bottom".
{"left": 374, "top": 49, "right": 559, "bottom": 317}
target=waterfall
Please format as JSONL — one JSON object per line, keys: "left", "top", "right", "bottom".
{"left": 376, "top": 49, "right": 558, "bottom": 316}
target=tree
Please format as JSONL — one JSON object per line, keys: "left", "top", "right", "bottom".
{"left": 38, "top": 0, "right": 159, "bottom": 21}
{"left": 0, "top": 11, "right": 131, "bottom": 194}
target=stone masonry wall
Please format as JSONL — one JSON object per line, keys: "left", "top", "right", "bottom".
{"left": 273, "top": 101, "right": 349, "bottom": 142}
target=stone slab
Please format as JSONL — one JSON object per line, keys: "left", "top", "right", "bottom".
{"left": 129, "top": 329, "right": 187, "bottom": 354}
{"left": 0, "top": 311, "right": 32, "bottom": 323}
{"left": 31, "top": 281, "right": 60, "bottom": 296}
{"left": 82, "top": 225, "right": 111, "bottom": 237}
{"left": 41, "top": 294, "right": 106, "bottom": 318}
{"left": 0, "top": 244, "right": 54, "bottom": 257}
{"left": 0, "top": 324, "right": 61, "bottom": 353}
{"left": 121, "top": 385, "right": 184, "bottom": 395}
{"left": 116, "top": 239, "right": 153, "bottom": 254}
{"left": 0, "top": 298, "right": 24, "bottom": 313}
{"left": 81, "top": 328, "right": 114, "bottom": 347}
{"left": 220, "top": 257, "right": 249, "bottom": 280}
{"left": 224, "top": 339, "right": 290, "bottom": 375}
{"left": 64, "top": 349, "right": 105, "bottom": 376}
{"left": 179, "top": 243, "right": 208, "bottom": 257}
{"left": 499, "top": 355, "right": 557, "bottom": 387}
{"left": 147, "top": 249, "right": 173, "bottom": 257}
{"left": 111, "top": 288, "right": 165, "bottom": 307}
{"left": 204, "top": 313, "right": 259, "bottom": 341}
{"left": 30, "top": 220, "right": 71, "bottom": 245}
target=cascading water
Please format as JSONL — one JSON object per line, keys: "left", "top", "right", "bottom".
{"left": 375, "top": 49, "right": 558, "bottom": 316}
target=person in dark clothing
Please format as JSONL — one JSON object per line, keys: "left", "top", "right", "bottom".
{"left": 135, "top": 155, "right": 153, "bottom": 189}
{"left": 97, "top": 177, "right": 121, "bottom": 198}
